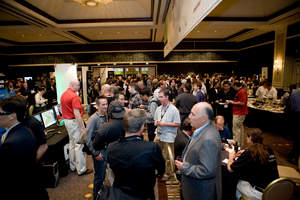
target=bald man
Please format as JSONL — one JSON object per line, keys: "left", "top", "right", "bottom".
{"left": 175, "top": 102, "right": 222, "bottom": 200}
{"left": 61, "top": 80, "right": 92, "bottom": 176}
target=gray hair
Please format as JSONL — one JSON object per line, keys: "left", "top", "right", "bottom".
{"left": 123, "top": 109, "right": 147, "bottom": 133}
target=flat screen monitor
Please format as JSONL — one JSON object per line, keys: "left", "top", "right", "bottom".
{"left": 24, "top": 77, "right": 32, "bottom": 81}
{"left": 41, "top": 109, "right": 57, "bottom": 129}
{"left": 33, "top": 113, "right": 43, "bottom": 124}
{"left": 53, "top": 104, "right": 62, "bottom": 117}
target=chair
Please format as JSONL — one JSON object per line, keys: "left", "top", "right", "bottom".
{"left": 240, "top": 178, "right": 295, "bottom": 200}
{"left": 262, "top": 178, "right": 295, "bottom": 200}
{"left": 28, "top": 105, "right": 34, "bottom": 116}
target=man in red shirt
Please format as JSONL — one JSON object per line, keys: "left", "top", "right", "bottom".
{"left": 229, "top": 81, "right": 248, "bottom": 146}
{"left": 61, "top": 80, "right": 92, "bottom": 176}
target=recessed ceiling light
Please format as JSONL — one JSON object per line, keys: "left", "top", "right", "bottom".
{"left": 134, "top": 32, "right": 138, "bottom": 34}
{"left": 113, "top": 63, "right": 117, "bottom": 65}
{"left": 99, "top": 32, "right": 103, "bottom": 34}
{"left": 214, "top": 30, "right": 217, "bottom": 33}
{"left": 39, "top": 34, "right": 42, "bottom": 37}
{"left": 86, "top": 0, "right": 97, "bottom": 7}
{"left": 117, "top": 32, "right": 120, "bottom": 34}
{"left": 146, "top": 62, "right": 149, "bottom": 65}
{"left": 21, "top": 34, "right": 25, "bottom": 37}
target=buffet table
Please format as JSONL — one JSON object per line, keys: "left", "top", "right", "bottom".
{"left": 245, "top": 98, "right": 289, "bottom": 135}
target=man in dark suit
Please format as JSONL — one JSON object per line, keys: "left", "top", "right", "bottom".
{"left": 175, "top": 102, "right": 222, "bottom": 200}
{"left": 174, "top": 118, "right": 193, "bottom": 160}
{"left": 0, "top": 97, "right": 48, "bottom": 200}
{"left": 175, "top": 83, "right": 198, "bottom": 123}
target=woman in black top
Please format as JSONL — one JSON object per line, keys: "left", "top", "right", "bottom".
{"left": 227, "top": 128, "right": 279, "bottom": 200}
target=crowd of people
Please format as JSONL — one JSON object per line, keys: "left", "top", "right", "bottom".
{"left": 0, "top": 72, "right": 299, "bottom": 200}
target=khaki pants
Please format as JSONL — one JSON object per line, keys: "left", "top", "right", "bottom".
{"left": 155, "top": 137, "right": 175, "bottom": 177}
{"left": 64, "top": 119, "right": 87, "bottom": 175}
{"left": 233, "top": 115, "right": 246, "bottom": 146}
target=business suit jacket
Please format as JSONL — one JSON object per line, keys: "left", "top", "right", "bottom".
{"left": 181, "top": 124, "right": 222, "bottom": 200}
{"left": 0, "top": 123, "right": 46, "bottom": 199}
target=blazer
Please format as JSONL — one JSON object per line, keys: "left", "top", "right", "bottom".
{"left": 181, "top": 124, "right": 222, "bottom": 200}
{"left": 0, "top": 123, "right": 46, "bottom": 199}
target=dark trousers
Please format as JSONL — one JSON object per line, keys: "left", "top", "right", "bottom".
{"left": 93, "top": 150, "right": 107, "bottom": 200}
{"left": 147, "top": 122, "right": 156, "bottom": 141}
{"left": 290, "top": 112, "right": 300, "bottom": 159}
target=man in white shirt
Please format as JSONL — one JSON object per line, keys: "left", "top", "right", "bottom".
{"left": 266, "top": 82, "right": 277, "bottom": 100}
{"left": 255, "top": 81, "right": 268, "bottom": 99}
{"left": 35, "top": 87, "right": 48, "bottom": 112}
{"left": 154, "top": 88, "right": 181, "bottom": 180}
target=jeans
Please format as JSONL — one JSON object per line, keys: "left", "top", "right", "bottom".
{"left": 236, "top": 180, "right": 262, "bottom": 200}
{"left": 64, "top": 119, "right": 87, "bottom": 175}
{"left": 233, "top": 115, "right": 246, "bottom": 146}
{"left": 93, "top": 150, "right": 107, "bottom": 200}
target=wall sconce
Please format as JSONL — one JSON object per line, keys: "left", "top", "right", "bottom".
{"left": 274, "top": 59, "right": 282, "bottom": 71}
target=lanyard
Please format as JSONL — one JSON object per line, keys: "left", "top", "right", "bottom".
{"left": 160, "top": 104, "right": 170, "bottom": 120}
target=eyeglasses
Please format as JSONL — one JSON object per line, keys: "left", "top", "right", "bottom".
{"left": 0, "top": 111, "right": 12, "bottom": 115}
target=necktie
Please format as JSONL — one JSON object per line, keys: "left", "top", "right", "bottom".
{"left": 1, "top": 134, "right": 5, "bottom": 144}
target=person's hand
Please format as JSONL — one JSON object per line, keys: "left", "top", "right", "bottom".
{"left": 228, "top": 150, "right": 236, "bottom": 160}
{"left": 236, "top": 149, "right": 245, "bottom": 157}
{"left": 215, "top": 100, "right": 219, "bottom": 104}
{"left": 175, "top": 160, "right": 184, "bottom": 171}
{"left": 154, "top": 120, "right": 158, "bottom": 126}
{"left": 95, "top": 153, "right": 103, "bottom": 161}
{"left": 139, "top": 104, "right": 145, "bottom": 109}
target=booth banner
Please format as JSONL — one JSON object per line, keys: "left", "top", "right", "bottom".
{"left": 164, "top": 0, "right": 222, "bottom": 57}
{"left": 55, "top": 64, "right": 78, "bottom": 104}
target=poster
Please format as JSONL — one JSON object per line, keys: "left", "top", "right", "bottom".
{"left": 261, "top": 67, "right": 268, "bottom": 80}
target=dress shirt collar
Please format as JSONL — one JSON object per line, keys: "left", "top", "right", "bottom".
{"left": 191, "top": 122, "right": 209, "bottom": 140}
{"left": 2, "top": 122, "right": 21, "bottom": 142}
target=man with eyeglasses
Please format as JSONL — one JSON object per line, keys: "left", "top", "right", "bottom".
{"left": 0, "top": 97, "right": 48, "bottom": 199}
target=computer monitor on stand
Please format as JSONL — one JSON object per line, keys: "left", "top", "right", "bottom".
{"left": 41, "top": 109, "right": 57, "bottom": 130}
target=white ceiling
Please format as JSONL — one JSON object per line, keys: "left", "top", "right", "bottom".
{"left": 26, "top": 0, "right": 151, "bottom": 20}
{"left": 0, "top": 0, "right": 299, "bottom": 46}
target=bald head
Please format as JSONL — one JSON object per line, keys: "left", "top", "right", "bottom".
{"left": 69, "top": 79, "right": 80, "bottom": 92}
{"left": 189, "top": 102, "right": 214, "bottom": 129}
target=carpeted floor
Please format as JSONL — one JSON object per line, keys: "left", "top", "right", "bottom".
{"left": 47, "top": 126, "right": 299, "bottom": 200}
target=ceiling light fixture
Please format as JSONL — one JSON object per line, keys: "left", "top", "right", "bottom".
{"left": 73, "top": 0, "right": 113, "bottom": 7}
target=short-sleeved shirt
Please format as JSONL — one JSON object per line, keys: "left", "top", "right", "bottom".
{"left": 61, "top": 88, "right": 83, "bottom": 119}
{"left": 233, "top": 88, "right": 248, "bottom": 115}
{"left": 154, "top": 103, "right": 181, "bottom": 143}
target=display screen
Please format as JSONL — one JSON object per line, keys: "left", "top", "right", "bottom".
{"left": 33, "top": 113, "right": 43, "bottom": 124}
{"left": 141, "top": 67, "right": 148, "bottom": 74}
{"left": 54, "top": 104, "right": 62, "bottom": 117}
{"left": 24, "top": 77, "right": 32, "bottom": 81}
{"left": 41, "top": 109, "right": 57, "bottom": 128}
{"left": 113, "top": 68, "right": 123, "bottom": 75}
